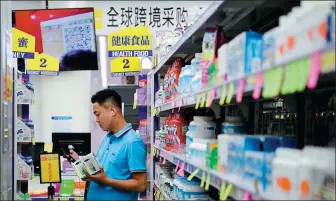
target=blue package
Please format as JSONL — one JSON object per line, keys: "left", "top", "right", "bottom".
{"left": 262, "top": 137, "right": 281, "bottom": 190}
{"left": 243, "top": 136, "right": 263, "bottom": 180}
{"left": 245, "top": 31, "right": 263, "bottom": 74}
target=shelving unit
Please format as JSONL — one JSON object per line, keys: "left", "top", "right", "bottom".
{"left": 14, "top": 62, "right": 35, "bottom": 200}
{"left": 148, "top": 0, "right": 335, "bottom": 200}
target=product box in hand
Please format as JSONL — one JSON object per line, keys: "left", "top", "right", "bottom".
{"left": 82, "top": 153, "right": 101, "bottom": 175}
{"left": 71, "top": 153, "right": 101, "bottom": 179}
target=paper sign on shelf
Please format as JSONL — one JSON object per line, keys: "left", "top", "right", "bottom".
{"left": 110, "top": 57, "right": 141, "bottom": 77}
{"left": 12, "top": 28, "right": 35, "bottom": 59}
{"left": 26, "top": 53, "right": 60, "bottom": 76}
{"left": 40, "top": 153, "right": 61, "bottom": 183}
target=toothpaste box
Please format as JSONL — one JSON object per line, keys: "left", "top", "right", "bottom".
{"left": 72, "top": 160, "right": 87, "bottom": 179}
{"left": 82, "top": 153, "right": 101, "bottom": 175}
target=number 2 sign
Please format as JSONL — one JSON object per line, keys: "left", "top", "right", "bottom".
{"left": 110, "top": 57, "right": 141, "bottom": 76}
{"left": 26, "top": 52, "right": 59, "bottom": 75}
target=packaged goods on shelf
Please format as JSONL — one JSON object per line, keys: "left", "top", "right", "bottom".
{"left": 15, "top": 79, "right": 34, "bottom": 104}
{"left": 275, "top": 1, "right": 335, "bottom": 66}
{"left": 226, "top": 31, "right": 263, "bottom": 82}
{"left": 16, "top": 118, "right": 34, "bottom": 142}
{"left": 201, "top": 27, "right": 225, "bottom": 89}
{"left": 17, "top": 155, "right": 33, "bottom": 180}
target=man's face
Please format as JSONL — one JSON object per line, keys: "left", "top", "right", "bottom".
{"left": 93, "top": 102, "right": 114, "bottom": 131}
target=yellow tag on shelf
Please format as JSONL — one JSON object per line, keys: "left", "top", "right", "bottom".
{"left": 31, "top": 137, "right": 35, "bottom": 145}
{"left": 222, "top": 183, "right": 234, "bottom": 200}
{"left": 322, "top": 50, "right": 336, "bottom": 73}
{"left": 205, "top": 173, "right": 211, "bottom": 191}
{"left": 220, "top": 181, "right": 227, "bottom": 200}
{"left": 226, "top": 82, "right": 234, "bottom": 104}
{"left": 201, "top": 171, "right": 206, "bottom": 187}
{"left": 187, "top": 168, "right": 200, "bottom": 181}
{"left": 151, "top": 148, "right": 155, "bottom": 157}
{"left": 219, "top": 85, "right": 227, "bottom": 105}
{"left": 43, "top": 143, "right": 53, "bottom": 153}
{"left": 152, "top": 108, "right": 157, "bottom": 117}
{"left": 133, "top": 100, "right": 137, "bottom": 109}
{"left": 155, "top": 149, "right": 159, "bottom": 157}
{"left": 200, "top": 93, "right": 207, "bottom": 108}
{"left": 195, "top": 95, "right": 201, "bottom": 109}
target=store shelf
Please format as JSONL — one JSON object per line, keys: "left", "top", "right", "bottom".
{"left": 155, "top": 44, "right": 335, "bottom": 112}
{"left": 154, "top": 145, "right": 273, "bottom": 200}
{"left": 152, "top": 1, "right": 225, "bottom": 74}
{"left": 154, "top": 181, "right": 171, "bottom": 200}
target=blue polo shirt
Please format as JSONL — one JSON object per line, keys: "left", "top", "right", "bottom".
{"left": 87, "top": 124, "right": 146, "bottom": 200}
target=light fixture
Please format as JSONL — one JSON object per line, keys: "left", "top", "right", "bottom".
{"left": 49, "top": 14, "right": 53, "bottom": 18}
{"left": 31, "top": 15, "right": 36, "bottom": 19}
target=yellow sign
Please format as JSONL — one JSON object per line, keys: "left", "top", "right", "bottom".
{"left": 12, "top": 28, "right": 35, "bottom": 59}
{"left": 107, "top": 26, "right": 153, "bottom": 57}
{"left": 40, "top": 153, "right": 61, "bottom": 183}
{"left": 110, "top": 57, "right": 141, "bottom": 77}
{"left": 26, "top": 53, "right": 59, "bottom": 76}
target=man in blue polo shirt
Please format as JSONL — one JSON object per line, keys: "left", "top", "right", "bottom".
{"left": 68, "top": 89, "right": 147, "bottom": 200}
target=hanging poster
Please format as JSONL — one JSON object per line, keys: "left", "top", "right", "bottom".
{"left": 108, "top": 26, "right": 152, "bottom": 77}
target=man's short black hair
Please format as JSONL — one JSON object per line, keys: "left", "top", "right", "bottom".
{"left": 91, "top": 89, "right": 122, "bottom": 108}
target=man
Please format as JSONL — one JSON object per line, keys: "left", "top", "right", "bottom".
{"left": 67, "top": 89, "right": 147, "bottom": 200}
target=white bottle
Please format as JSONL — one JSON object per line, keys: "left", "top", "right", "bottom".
{"left": 193, "top": 116, "right": 216, "bottom": 139}
{"left": 272, "top": 148, "right": 302, "bottom": 200}
{"left": 190, "top": 53, "right": 202, "bottom": 93}
{"left": 184, "top": 65, "right": 193, "bottom": 95}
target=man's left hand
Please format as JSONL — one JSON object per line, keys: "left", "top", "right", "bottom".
{"left": 82, "top": 166, "right": 108, "bottom": 185}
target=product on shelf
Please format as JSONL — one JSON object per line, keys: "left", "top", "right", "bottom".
{"left": 222, "top": 116, "right": 245, "bottom": 134}
{"left": 16, "top": 118, "right": 34, "bottom": 142}
{"left": 18, "top": 155, "right": 33, "bottom": 180}
{"left": 201, "top": 27, "right": 226, "bottom": 89}
{"left": 155, "top": 86, "right": 164, "bottom": 106}
{"left": 190, "top": 53, "right": 202, "bottom": 93}
{"left": 275, "top": 1, "right": 335, "bottom": 66}
{"left": 227, "top": 31, "right": 263, "bottom": 81}
{"left": 217, "top": 43, "right": 228, "bottom": 84}
{"left": 170, "top": 59, "right": 183, "bottom": 100}
{"left": 16, "top": 79, "right": 34, "bottom": 104}
{"left": 164, "top": 66, "right": 172, "bottom": 103}
{"left": 162, "top": 113, "right": 188, "bottom": 153}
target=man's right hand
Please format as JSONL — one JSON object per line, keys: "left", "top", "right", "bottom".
{"left": 63, "top": 150, "right": 80, "bottom": 163}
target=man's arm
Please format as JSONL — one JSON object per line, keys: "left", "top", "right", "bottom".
{"left": 102, "top": 172, "right": 147, "bottom": 192}
{"left": 85, "top": 140, "right": 147, "bottom": 192}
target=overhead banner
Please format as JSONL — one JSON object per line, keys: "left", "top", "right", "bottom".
{"left": 26, "top": 53, "right": 60, "bottom": 76}
{"left": 12, "top": 28, "right": 35, "bottom": 59}
{"left": 108, "top": 26, "right": 152, "bottom": 77}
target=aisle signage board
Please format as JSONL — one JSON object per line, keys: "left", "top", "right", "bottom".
{"left": 39, "top": 153, "right": 61, "bottom": 184}
{"left": 108, "top": 26, "right": 152, "bottom": 76}
{"left": 26, "top": 53, "right": 60, "bottom": 76}
{"left": 12, "top": 28, "right": 35, "bottom": 59}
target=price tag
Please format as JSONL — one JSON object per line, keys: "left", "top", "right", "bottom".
{"left": 200, "top": 93, "right": 207, "bottom": 108}
{"left": 201, "top": 171, "right": 206, "bottom": 187}
{"left": 321, "top": 49, "right": 335, "bottom": 73}
{"left": 219, "top": 85, "right": 227, "bottom": 105}
{"left": 220, "top": 181, "right": 227, "bottom": 200}
{"left": 205, "top": 173, "right": 211, "bottom": 191}
{"left": 226, "top": 82, "right": 234, "bottom": 104}
{"left": 175, "top": 160, "right": 180, "bottom": 172}
{"left": 195, "top": 95, "right": 201, "bottom": 109}
{"left": 307, "top": 51, "right": 321, "bottom": 89}
{"left": 296, "top": 58, "right": 310, "bottom": 92}
{"left": 110, "top": 57, "right": 141, "bottom": 77}
{"left": 252, "top": 72, "right": 264, "bottom": 100}
{"left": 26, "top": 53, "right": 59, "bottom": 76}
{"left": 236, "top": 78, "right": 245, "bottom": 103}
{"left": 206, "top": 89, "right": 216, "bottom": 107}
{"left": 187, "top": 168, "right": 200, "bottom": 181}
{"left": 262, "top": 67, "right": 284, "bottom": 98}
